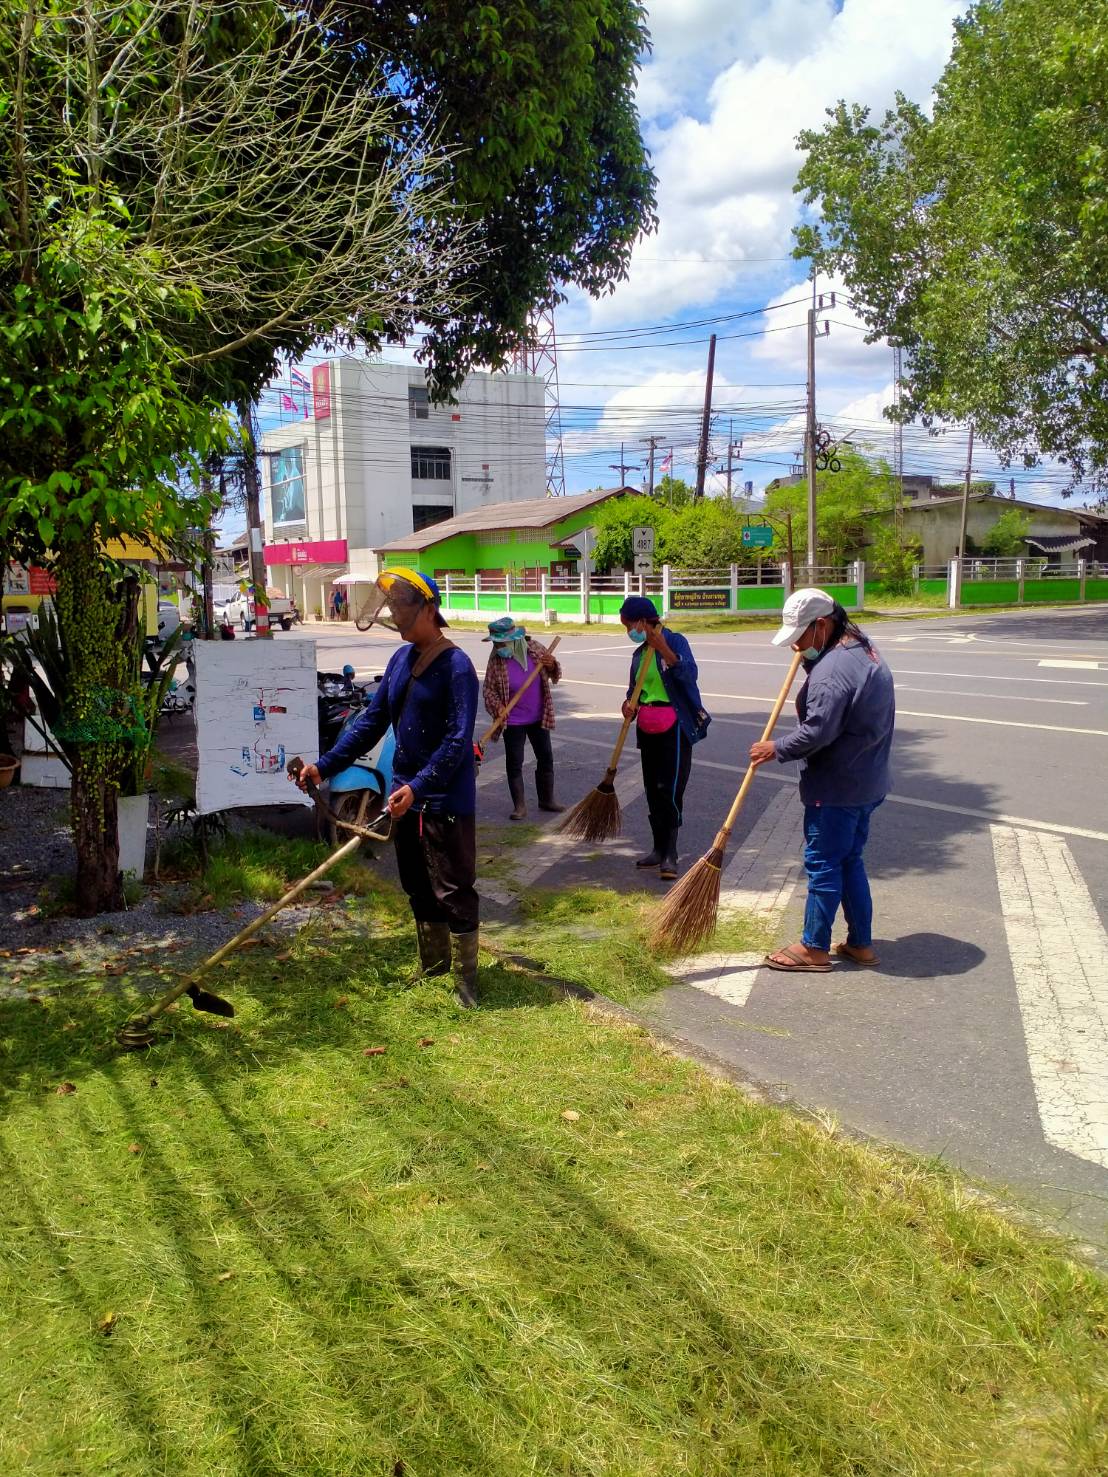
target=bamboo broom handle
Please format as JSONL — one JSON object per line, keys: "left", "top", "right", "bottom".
{"left": 607, "top": 648, "right": 657, "bottom": 770}
{"left": 716, "top": 649, "right": 804, "bottom": 843}
{"left": 478, "top": 636, "right": 561, "bottom": 748}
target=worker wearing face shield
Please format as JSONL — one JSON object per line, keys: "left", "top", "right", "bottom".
{"left": 295, "top": 568, "right": 482, "bottom": 1007}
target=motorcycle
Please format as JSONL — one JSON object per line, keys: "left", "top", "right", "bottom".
{"left": 316, "top": 664, "right": 395, "bottom": 846}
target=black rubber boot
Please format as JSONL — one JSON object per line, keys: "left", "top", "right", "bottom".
{"left": 636, "top": 819, "right": 666, "bottom": 869}
{"left": 415, "top": 920, "right": 451, "bottom": 978}
{"left": 660, "top": 833, "right": 680, "bottom": 881}
{"left": 536, "top": 769, "right": 564, "bottom": 814}
{"left": 508, "top": 774, "right": 527, "bottom": 820}
{"left": 451, "top": 930, "right": 480, "bottom": 1009}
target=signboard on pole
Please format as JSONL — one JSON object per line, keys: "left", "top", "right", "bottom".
{"left": 633, "top": 554, "right": 654, "bottom": 576}
{"left": 741, "top": 526, "right": 774, "bottom": 548}
{"left": 631, "top": 525, "right": 655, "bottom": 556}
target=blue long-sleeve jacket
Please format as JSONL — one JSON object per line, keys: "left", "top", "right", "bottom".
{"left": 626, "top": 628, "right": 709, "bottom": 744}
{"left": 774, "top": 639, "right": 895, "bottom": 806}
{"left": 317, "top": 643, "right": 478, "bottom": 815}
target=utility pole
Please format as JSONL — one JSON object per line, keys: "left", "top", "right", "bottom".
{"left": 715, "top": 422, "right": 743, "bottom": 503}
{"left": 694, "top": 332, "right": 717, "bottom": 501}
{"left": 640, "top": 435, "right": 663, "bottom": 497}
{"left": 892, "top": 344, "right": 905, "bottom": 536}
{"left": 237, "top": 401, "right": 271, "bottom": 638}
{"left": 609, "top": 443, "right": 640, "bottom": 487}
{"left": 804, "top": 297, "right": 831, "bottom": 579}
{"left": 954, "top": 423, "right": 975, "bottom": 607}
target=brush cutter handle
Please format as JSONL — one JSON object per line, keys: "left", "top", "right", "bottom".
{"left": 477, "top": 636, "right": 561, "bottom": 748}
{"left": 608, "top": 648, "right": 656, "bottom": 769}
{"left": 718, "top": 649, "right": 804, "bottom": 841}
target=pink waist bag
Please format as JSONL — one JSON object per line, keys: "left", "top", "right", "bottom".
{"left": 636, "top": 704, "right": 677, "bottom": 735}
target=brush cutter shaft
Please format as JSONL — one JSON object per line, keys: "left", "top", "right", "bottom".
{"left": 607, "top": 648, "right": 656, "bottom": 769}
{"left": 128, "top": 834, "right": 364, "bottom": 1031}
{"left": 477, "top": 636, "right": 561, "bottom": 748}
{"left": 720, "top": 650, "right": 804, "bottom": 839}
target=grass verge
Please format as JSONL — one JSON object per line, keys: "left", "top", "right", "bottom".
{"left": 2, "top": 890, "right": 1105, "bottom": 1476}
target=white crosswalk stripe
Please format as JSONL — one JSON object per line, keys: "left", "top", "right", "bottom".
{"left": 991, "top": 825, "right": 1108, "bottom": 1170}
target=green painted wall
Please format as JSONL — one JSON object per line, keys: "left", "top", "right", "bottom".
{"left": 382, "top": 506, "right": 610, "bottom": 578}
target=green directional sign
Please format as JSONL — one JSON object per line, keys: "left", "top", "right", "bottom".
{"left": 741, "top": 526, "right": 774, "bottom": 548}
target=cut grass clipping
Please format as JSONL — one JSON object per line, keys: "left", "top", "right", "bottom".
{"left": 2, "top": 895, "right": 1106, "bottom": 1476}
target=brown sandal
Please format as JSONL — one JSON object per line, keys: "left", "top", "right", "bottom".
{"left": 833, "top": 943, "right": 880, "bottom": 967}
{"left": 763, "top": 945, "right": 833, "bottom": 974}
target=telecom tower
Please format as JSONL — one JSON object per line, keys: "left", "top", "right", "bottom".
{"left": 512, "top": 305, "right": 566, "bottom": 497}
{"left": 892, "top": 344, "right": 904, "bottom": 534}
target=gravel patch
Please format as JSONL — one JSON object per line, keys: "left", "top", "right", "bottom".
{"left": 0, "top": 782, "right": 348, "bottom": 1000}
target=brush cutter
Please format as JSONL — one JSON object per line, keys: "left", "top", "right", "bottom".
{"left": 115, "top": 759, "right": 392, "bottom": 1050}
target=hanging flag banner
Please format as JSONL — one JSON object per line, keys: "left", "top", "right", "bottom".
{"left": 312, "top": 363, "right": 331, "bottom": 420}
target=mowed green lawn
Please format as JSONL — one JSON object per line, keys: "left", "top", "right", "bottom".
{"left": 2, "top": 863, "right": 1106, "bottom": 1476}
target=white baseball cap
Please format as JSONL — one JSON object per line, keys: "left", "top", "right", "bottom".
{"left": 771, "top": 587, "right": 835, "bottom": 647}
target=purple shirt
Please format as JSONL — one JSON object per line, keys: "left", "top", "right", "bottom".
{"left": 505, "top": 654, "right": 543, "bottom": 726}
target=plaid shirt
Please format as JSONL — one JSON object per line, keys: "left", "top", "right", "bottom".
{"left": 482, "top": 639, "right": 560, "bottom": 732}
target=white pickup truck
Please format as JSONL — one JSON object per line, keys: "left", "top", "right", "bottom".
{"left": 224, "top": 588, "right": 298, "bottom": 632}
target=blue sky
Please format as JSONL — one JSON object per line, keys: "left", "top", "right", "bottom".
{"left": 256, "top": 0, "right": 1095, "bottom": 521}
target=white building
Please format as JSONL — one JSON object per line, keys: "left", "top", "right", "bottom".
{"left": 260, "top": 358, "right": 546, "bottom": 616}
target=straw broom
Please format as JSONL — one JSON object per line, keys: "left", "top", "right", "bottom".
{"left": 476, "top": 636, "right": 561, "bottom": 754}
{"left": 556, "top": 648, "right": 656, "bottom": 842}
{"left": 647, "top": 650, "right": 804, "bottom": 954}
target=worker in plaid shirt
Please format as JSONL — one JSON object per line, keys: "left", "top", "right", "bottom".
{"left": 481, "top": 616, "right": 563, "bottom": 821}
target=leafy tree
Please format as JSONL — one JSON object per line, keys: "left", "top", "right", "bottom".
{"left": 654, "top": 474, "right": 694, "bottom": 508}
{"left": 591, "top": 496, "right": 671, "bottom": 571}
{"left": 1, "top": 0, "right": 654, "bottom": 911}
{"left": 794, "top": 0, "right": 1108, "bottom": 494}
{"left": 313, "top": 0, "right": 657, "bottom": 390}
{"left": 868, "top": 524, "right": 922, "bottom": 595}
{"left": 981, "top": 507, "right": 1032, "bottom": 557}
{"left": 663, "top": 500, "right": 750, "bottom": 568}
{"left": 764, "top": 452, "right": 898, "bottom": 565}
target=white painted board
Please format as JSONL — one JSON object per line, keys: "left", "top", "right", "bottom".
{"left": 193, "top": 639, "right": 316, "bottom": 815}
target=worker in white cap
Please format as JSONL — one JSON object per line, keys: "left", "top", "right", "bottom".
{"left": 749, "top": 588, "right": 896, "bottom": 972}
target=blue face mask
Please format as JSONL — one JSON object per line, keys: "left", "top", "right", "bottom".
{"left": 628, "top": 627, "right": 647, "bottom": 644}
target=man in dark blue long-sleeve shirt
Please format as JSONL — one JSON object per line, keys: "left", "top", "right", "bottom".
{"left": 296, "top": 568, "right": 482, "bottom": 1006}
{"left": 749, "top": 588, "right": 895, "bottom": 973}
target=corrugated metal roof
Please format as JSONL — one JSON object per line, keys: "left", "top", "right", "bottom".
{"left": 374, "top": 488, "right": 633, "bottom": 552}
{"left": 1025, "top": 534, "right": 1095, "bottom": 553}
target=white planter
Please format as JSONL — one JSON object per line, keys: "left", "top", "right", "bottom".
{"left": 117, "top": 793, "right": 151, "bottom": 881}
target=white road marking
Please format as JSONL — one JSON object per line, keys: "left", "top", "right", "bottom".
{"left": 559, "top": 678, "right": 1108, "bottom": 737}
{"left": 1039, "top": 659, "right": 1102, "bottom": 671}
{"left": 551, "top": 731, "right": 1108, "bottom": 843}
{"left": 695, "top": 657, "right": 1108, "bottom": 687}
{"left": 991, "top": 825, "right": 1108, "bottom": 1170}
{"left": 666, "top": 789, "right": 805, "bottom": 1007}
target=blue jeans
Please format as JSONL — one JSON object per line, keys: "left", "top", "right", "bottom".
{"left": 801, "top": 801, "right": 883, "bottom": 953}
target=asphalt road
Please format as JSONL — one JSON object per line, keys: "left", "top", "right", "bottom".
{"left": 282, "top": 605, "right": 1108, "bottom": 1253}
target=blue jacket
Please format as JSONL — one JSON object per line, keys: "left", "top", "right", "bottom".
{"left": 317, "top": 643, "right": 478, "bottom": 815}
{"left": 626, "top": 628, "right": 709, "bottom": 744}
{"left": 774, "top": 639, "right": 895, "bottom": 806}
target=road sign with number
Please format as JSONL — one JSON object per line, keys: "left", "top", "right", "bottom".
{"left": 741, "top": 526, "right": 774, "bottom": 548}
{"left": 632, "top": 525, "right": 655, "bottom": 555}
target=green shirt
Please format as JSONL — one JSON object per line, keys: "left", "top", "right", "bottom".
{"left": 637, "top": 649, "right": 669, "bottom": 704}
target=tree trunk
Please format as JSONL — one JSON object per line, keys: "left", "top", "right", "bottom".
{"left": 71, "top": 759, "right": 123, "bottom": 915}
{"left": 54, "top": 539, "right": 143, "bottom": 915}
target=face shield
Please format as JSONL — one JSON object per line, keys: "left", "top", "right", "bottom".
{"left": 353, "top": 568, "right": 434, "bottom": 634}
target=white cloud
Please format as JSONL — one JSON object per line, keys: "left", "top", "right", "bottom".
{"left": 588, "top": 0, "right": 960, "bottom": 326}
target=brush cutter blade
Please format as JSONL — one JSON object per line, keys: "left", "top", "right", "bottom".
{"left": 186, "top": 985, "right": 236, "bottom": 1018}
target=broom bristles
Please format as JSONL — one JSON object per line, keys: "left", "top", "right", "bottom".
{"left": 648, "top": 845, "right": 725, "bottom": 954}
{"left": 556, "top": 769, "right": 622, "bottom": 841}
